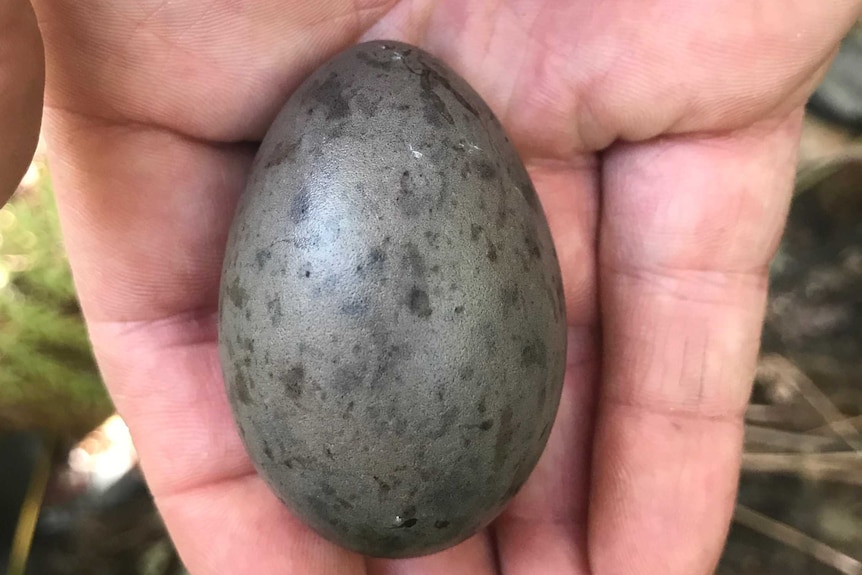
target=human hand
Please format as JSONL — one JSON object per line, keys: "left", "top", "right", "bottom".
{"left": 0, "top": 0, "right": 43, "bottom": 205}
{"left": 27, "top": 1, "right": 862, "bottom": 573}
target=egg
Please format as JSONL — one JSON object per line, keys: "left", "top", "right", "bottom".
{"left": 218, "top": 40, "right": 567, "bottom": 558}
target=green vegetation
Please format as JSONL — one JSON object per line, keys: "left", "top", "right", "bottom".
{"left": 0, "top": 163, "right": 112, "bottom": 437}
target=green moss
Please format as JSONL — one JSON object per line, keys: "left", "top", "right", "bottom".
{"left": 0, "top": 163, "right": 112, "bottom": 436}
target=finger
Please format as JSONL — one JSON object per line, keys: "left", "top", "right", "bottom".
{"left": 491, "top": 161, "right": 599, "bottom": 575}
{"left": 365, "top": 534, "right": 497, "bottom": 575}
{"left": 0, "top": 0, "right": 44, "bottom": 204}
{"left": 589, "top": 111, "right": 803, "bottom": 574}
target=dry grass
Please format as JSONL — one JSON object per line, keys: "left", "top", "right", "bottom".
{"left": 723, "top": 109, "right": 862, "bottom": 574}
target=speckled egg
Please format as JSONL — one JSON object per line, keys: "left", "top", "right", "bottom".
{"left": 218, "top": 40, "right": 567, "bottom": 558}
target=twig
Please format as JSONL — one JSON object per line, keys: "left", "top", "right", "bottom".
{"left": 7, "top": 435, "right": 55, "bottom": 575}
{"left": 742, "top": 452, "right": 862, "bottom": 485}
{"left": 744, "top": 424, "right": 841, "bottom": 452}
{"left": 733, "top": 504, "right": 862, "bottom": 575}
{"left": 758, "top": 354, "right": 862, "bottom": 453}
{"left": 794, "top": 145, "right": 862, "bottom": 193}
{"left": 745, "top": 404, "right": 799, "bottom": 426}
{"left": 808, "top": 414, "right": 862, "bottom": 437}
{"left": 795, "top": 377, "right": 862, "bottom": 453}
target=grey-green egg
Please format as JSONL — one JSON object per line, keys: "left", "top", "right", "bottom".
{"left": 218, "top": 40, "right": 568, "bottom": 558}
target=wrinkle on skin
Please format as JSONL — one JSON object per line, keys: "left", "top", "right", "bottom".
{"left": 32, "top": 0, "right": 399, "bottom": 141}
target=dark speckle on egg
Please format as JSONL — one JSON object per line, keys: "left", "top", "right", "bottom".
{"left": 290, "top": 185, "right": 312, "bottom": 223}
{"left": 474, "top": 159, "right": 497, "bottom": 181}
{"left": 408, "top": 287, "right": 432, "bottom": 318}
{"left": 265, "top": 139, "right": 301, "bottom": 169}
{"left": 313, "top": 72, "right": 350, "bottom": 120}
{"left": 233, "top": 371, "right": 252, "bottom": 405}
{"left": 470, "top": 223, "right": 483, "bottom": 242}
{"left": 280, "top": 365, "right": 305, "bottom": 400}
{"left": 218, "top": 40, "right": 566, "bottom": 559}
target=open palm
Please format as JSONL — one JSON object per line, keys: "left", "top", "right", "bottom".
{"left": 26, "top": 1, "right": 861, "bottom": 573}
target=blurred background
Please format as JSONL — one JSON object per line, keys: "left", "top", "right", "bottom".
{"left": 1, "top": 25, "right": 861, "bottom": 575}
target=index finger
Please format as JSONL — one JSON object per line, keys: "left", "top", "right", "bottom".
{"left": 589, "top": 112, "right": 803, "bottom": 574}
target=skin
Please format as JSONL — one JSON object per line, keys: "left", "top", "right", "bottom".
{"left": 4, "top": 0, "right": 862, "bottom": 573}
{"left": 0, "top": 0, "right": 43, "bottom": 204}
